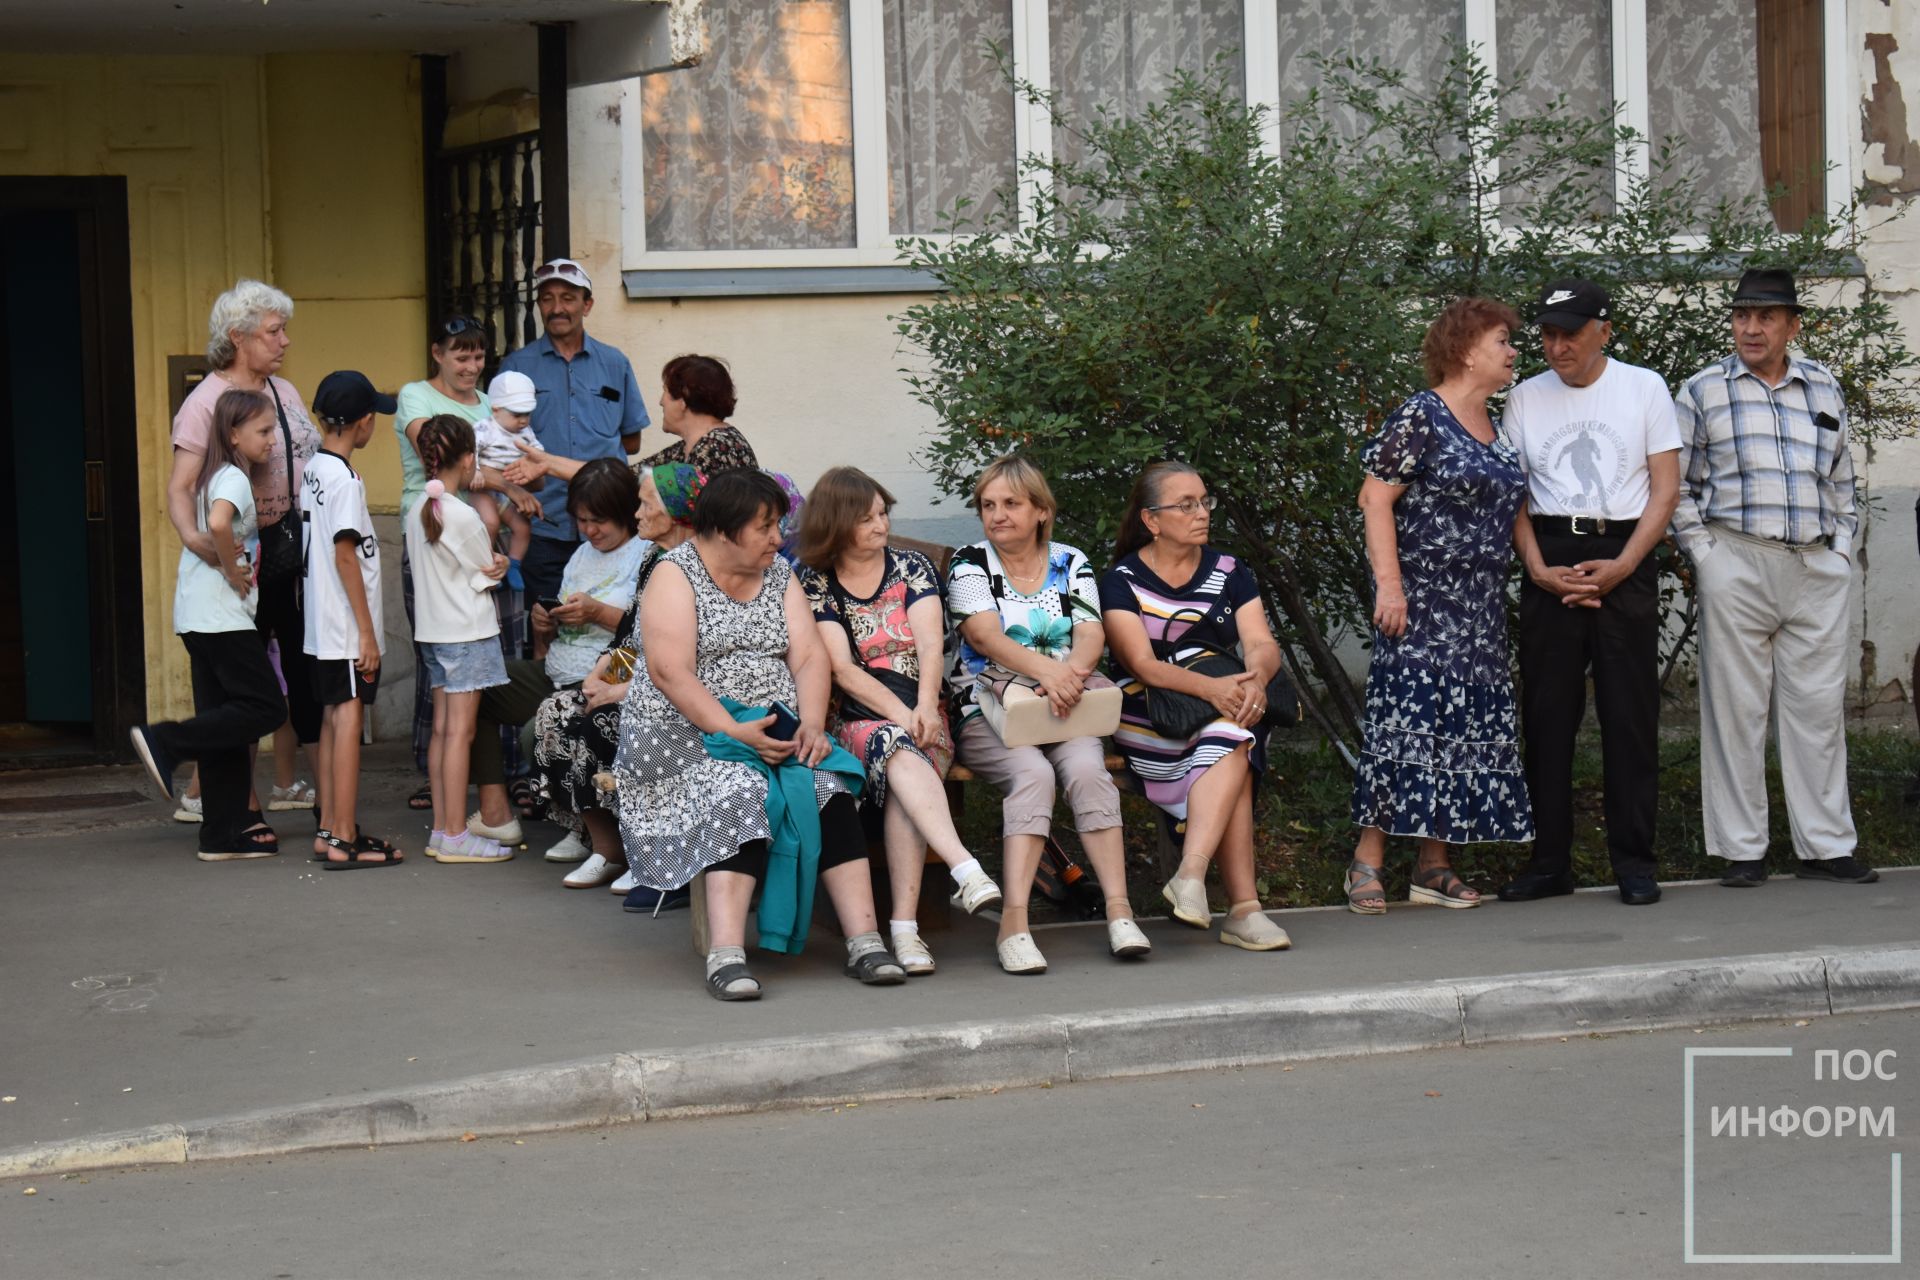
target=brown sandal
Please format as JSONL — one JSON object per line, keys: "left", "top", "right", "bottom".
{"left": 1409, "top": 864, "right": 1480, "bottom": 908}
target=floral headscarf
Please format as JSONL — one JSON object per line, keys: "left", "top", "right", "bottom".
{"left": 648, "top": 463, "right": 705, "bottom": 525}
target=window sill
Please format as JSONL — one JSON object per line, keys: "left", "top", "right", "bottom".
{"left": 621, "top": 265, "right": 944, "bottom": 300}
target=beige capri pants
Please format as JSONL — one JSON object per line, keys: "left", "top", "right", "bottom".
{"left": 956, "top": 716, "right": 1123, "bottom": 838}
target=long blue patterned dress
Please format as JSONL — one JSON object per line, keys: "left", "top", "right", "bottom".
{"left": 1350, "top": 390, "right": 1534, "bottom": 844}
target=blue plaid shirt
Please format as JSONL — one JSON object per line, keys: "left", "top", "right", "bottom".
{"left": 1671, "top": 353, "right": 1857, "bottom": 559}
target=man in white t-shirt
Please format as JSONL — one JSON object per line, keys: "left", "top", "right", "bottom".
{"left": 1497, "top": 278, "right": 1681, "bottom": 907}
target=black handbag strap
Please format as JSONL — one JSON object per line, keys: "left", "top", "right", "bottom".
{"left": 955, "top": 543, "right": 1069, "bottom": 619}
{"left": 264, "top": 379, "right": 296, "bottom": 518}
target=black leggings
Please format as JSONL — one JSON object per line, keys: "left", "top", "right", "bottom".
{"left": 708, "top": 793, "right": 865, "bottom": 880}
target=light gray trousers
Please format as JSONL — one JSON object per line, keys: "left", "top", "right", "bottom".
{"left": 1694, "top": 524, "right": 1857, "bottom": 863}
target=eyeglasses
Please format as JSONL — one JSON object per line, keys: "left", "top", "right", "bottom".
{"left": 440, "top": 315, "right": 486, "bottom": 338}
{"left": 1145, "top": 494, "right": 1217, "bottom": 516}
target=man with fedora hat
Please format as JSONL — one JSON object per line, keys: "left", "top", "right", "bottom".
{"left": 1671, "top": 267, "right": 1875, "bottom": 887}
{"left": 1499, "top": 278, "right": 1680, "bottom": 907}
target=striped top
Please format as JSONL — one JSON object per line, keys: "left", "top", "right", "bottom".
{"left": 1672, "top": 353, "right": 1858, "bottom": 558}
{"left": 1098, "top": 548, "right": 1261, "bottom": 678}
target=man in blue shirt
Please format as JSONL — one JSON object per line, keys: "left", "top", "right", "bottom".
{"left": 498, "top": 258, "right": 648, "bottom": 611}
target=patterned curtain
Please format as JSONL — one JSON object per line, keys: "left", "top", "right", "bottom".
{"left": 1496, "top": 0, "right": 1614, "bottom": 213}
{"left": 884, "top": 0, "right": 1017, "bottom": 234}
{"left": 641, "top": 1, "right": 857, "bottom": 251}
{"left": 1646, "top": 0, "right": 1766, "bottom": 214}
{"left": 1272, "top": 0, "right": 1461, "bottom": 133}
{"left": 1048, "top": 0, "right": 1248, "bottom": 178}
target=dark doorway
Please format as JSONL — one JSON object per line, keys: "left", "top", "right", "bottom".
{"left": 0, "top": 177, "right": 142, "bottom": 766}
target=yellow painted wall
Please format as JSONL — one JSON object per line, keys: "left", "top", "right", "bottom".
{"left": 0, "top": 52, "right": 421, "bottom": 720}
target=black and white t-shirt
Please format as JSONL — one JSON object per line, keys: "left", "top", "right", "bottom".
{"left": 302, "top": 449, "right": 383, "bottom": 660}
{"left": 1502, "top": 359, "right": 1682, "bottom": 520}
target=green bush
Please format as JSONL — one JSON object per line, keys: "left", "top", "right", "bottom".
{"left": 897, "top": 46, "right": 1918, "bottom": 756}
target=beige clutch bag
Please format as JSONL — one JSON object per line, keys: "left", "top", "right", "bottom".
{"left": 976, "top": 671, "right": 1122, "bottom": 748}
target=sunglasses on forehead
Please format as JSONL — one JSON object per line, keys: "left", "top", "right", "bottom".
{"left": 439, "top": 315, "right": 487, "bottom": 340}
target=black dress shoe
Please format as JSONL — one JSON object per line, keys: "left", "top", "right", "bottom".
{"left": 1617, "top": 875, "right": 1662, "bottom": 905}
{"left": 1719, "top": 861, "right": 1768, "bottom": 887}
{"left": 1497, "top": 870, "right": 1575, "bottom": 902}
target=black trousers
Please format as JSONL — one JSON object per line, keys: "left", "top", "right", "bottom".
{"left": 254, "top": 562, "right": 321, "bottom": 745}
{"left": 150, "top": 631, "right": 287, "bottom": 847}
{"left": 1517, "top": 530, "right": 1660, "bottom": 880}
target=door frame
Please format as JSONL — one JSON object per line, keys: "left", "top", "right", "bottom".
{"left": 0, "top": 176, "right": 143, "bottom": 764}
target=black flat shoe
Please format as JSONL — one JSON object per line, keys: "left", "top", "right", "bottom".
{"left": 1497, "top": 870, "right": 1575, "bottom": 902}
{"left": 1794, "top": 856, "right": 1879, "bottom": 884}
{"left": 1719, "top": 861, "right": 1768, "bottom": 887}
{"left": 1617, "top": 875, "right": 1662, "bottom": 905}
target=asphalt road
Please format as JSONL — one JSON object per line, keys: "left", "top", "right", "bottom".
{"left": 4, "top": 1011, "right": 1914, "bottom": 1279}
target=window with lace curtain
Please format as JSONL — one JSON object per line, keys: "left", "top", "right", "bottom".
{"left": 620, "top": 0, "right": 1849, "bottom": 285}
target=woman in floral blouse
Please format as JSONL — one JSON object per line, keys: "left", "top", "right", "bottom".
{"left": 1347, "top": 296, "right": 1536, "bottom": 914}
{"left": 948, "top": 455, "right": 1148, "bottom": 974}
{"left": 796, "top": 467, "right": 1003, "bottom": 978}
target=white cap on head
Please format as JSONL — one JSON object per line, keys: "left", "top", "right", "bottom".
{"left": 532, "top": 258, "right": 592, "bottom": 293}
{"left": 487, "top": 370, "right": 538, "bottom": 413}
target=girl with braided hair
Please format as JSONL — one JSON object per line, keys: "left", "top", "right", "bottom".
{"left": 403, "top": 414, "right": 514, "bottom": 863}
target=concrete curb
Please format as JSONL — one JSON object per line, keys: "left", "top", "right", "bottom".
{"left": 4, "top": 941, "right": 1914, "bottom": 1179}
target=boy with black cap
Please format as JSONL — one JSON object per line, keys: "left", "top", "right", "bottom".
{"left": 1499, "top": 278, "right": 1680, "bottom": 907}
{"left": 304, "top": 370, "right": 402, "bottom": 868}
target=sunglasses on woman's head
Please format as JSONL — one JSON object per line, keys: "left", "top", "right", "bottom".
{"left": 441, "top": 315, "right": 486, "bottom": 338}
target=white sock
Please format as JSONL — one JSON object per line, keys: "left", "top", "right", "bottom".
{"left": 889, "top": 919, "right": 920, "bottom": 939}
{"left": 706, "top": 945, "right": 747, "bottom": 977}
{"left": 949, "top": 858, "right": 985, "bottom": 887}
{"left": 846, "top": 931, "right": 887, "bottom": 960}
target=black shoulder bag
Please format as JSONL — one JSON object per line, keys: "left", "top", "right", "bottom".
{"left": 255, "top": 380, "right": 305, "bottom": 587}
{"left": 1144, "top": 601, "right": 1300, "bottom": 741}
{"left": 828, "top": 563, "right": 923, "bottom": 723}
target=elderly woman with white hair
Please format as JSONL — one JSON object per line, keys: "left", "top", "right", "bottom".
{"left": 165, "top": 279, "right": 323, "bottom": 847}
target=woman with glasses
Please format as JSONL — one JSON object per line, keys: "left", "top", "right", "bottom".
{"left": 1346, "top": 297, "right": 1533, "bottom": 914}
{"left": 1099, "top": 463, "right": 1292, "bottom": 952}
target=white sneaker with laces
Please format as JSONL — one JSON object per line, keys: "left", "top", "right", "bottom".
{"left": 544, "top": 831, "right": 591, "bottom": 863}
{"left": 891, "top": 931, "right": 936, "bottom": 975}
{"left": 610, "top": 869, "right": 638, "bottom": 894}
{"left": 172, "top": 794, "right": 203, "bottom": 824}
{"left": 950, "top": 869, "right": 1004, "bottom": 916}
{"left": 467, "top": 810, "right": 524, "bottom": 846}
{"left": 563, "top": 853, "right": 623, "bottom": 889}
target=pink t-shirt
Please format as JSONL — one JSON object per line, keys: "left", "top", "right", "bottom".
{"left": 170, "top": 371, "right": 320, "bottom": 527}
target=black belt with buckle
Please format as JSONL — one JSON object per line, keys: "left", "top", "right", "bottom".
{"left": 1533, "top": 514, "right": 1638, "bottom": 538}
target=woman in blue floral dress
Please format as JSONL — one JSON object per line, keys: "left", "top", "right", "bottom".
{"left": 1348, "top": 297, "right": 1535, "bottom": 913}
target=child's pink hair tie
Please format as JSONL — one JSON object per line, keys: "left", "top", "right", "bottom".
{"left": 424, "top": 479, "right": 446, "bottom": 499}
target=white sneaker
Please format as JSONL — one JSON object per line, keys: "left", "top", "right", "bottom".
{"left": 950, "top": 869, "right": 1004, "bottom": 916}
{"left": 544, "top": 831, "right": 591, "bottom": 863}
{"left": 609, "top": 869, "right": 637, "bottom": 895}
{"left": 891, "top": 931, "right": 936, "bottom": 975}
{"left": 467, "top": 810, "right": 524, "bottom": 846}
{"left": 434, "top": 831, "right": 514, "bottom": 864}
{"left": 996, "top": 931, "right": 1047, "bottom": 974}
{"left": 563, "top": 853, "right": 623, "bottom": 889}
{"left": 1107, "top": 917, "right": 1152, "bottom": 958}
{"left": 268, "top": 780, "right": 317, "bottom": 811}
{"left": 172, "top": 794, "right": 203, "bottom": 824}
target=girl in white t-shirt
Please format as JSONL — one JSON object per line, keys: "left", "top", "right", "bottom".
{"left": 130, "top": 390, "right": 291, "bottom": 862}
{"left": 404, "top": 415, "right": 514, "bottom": 863}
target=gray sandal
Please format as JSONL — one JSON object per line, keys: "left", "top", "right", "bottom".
{"left": 1409, "top": 863, "right": 1480, "bottom": 908}
{"left": 705, "top": 963, "right": 762, "bottom": 1001}
{"left": 1345, "top": 861, "right": 1387, "bottom": 915}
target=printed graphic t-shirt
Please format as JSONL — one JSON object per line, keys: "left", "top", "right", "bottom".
{"left": 302, "top": 449, "right": 384, "bottom": 660}
{"left": 1501, "top": 359, "right": 1682, "bottom": 520}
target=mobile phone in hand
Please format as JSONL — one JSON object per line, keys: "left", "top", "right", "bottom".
{"left": 766, "top": 700, "right": 801, "bottom": 741}
{"left": 536, "top": 596, "right": 563, "bottom": 612}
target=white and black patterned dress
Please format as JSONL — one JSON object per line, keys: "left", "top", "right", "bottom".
{"left": 614, "top": 542, "right": 849, "bottom": 889}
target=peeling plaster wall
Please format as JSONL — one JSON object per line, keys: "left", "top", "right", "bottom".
{"left": 568, "top": 7, "right": 1920, "bottom": 700}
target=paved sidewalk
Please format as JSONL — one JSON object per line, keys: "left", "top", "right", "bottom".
{"left": 3, "top": 751, "right": 1916, "bottom": 1174}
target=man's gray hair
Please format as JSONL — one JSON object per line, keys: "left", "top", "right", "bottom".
{"left": 206, "top": 279, "right": 295, "bottom": 370}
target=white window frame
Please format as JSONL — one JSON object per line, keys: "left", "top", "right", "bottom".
{"left": 620, "top": 0, "right": 1852, "bottom": 275}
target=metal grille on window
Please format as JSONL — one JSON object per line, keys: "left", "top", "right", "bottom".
{"left": 431, "top": 131, "right": 544, "bottom": 365}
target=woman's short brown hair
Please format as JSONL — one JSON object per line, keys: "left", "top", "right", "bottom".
{"left": 798, "top": 466, "right": 896, "bottom": 570}
{"left": 1421, "top": 296, "right": 1521, "bottom": 387}
{"left": 971, "top": 454, "right": 1057, "bottom": 550}
{"left": 661, "top": 354, "right": 737, "bottom": 420}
